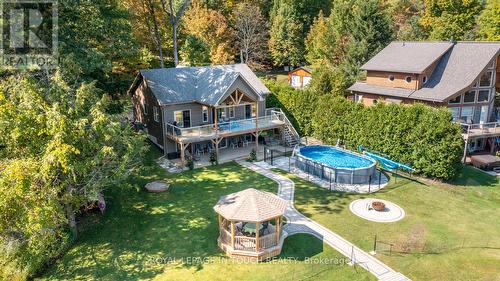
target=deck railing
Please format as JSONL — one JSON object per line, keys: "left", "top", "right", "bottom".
{"left": 459, "top": 121, "right": 500, "bottom": 138}
{"left": 166, "top": 111, "right": 285, "bottom": 140}
{"left": 219, "top": 225, "right": 278, "bottom": 252}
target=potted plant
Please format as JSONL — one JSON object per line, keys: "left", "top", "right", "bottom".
{"left": 209, "top": 151, "right": 218, "bottom": 166}
{"left": 247, "top": 149, "right": 257, "bottom": 162}
{"left": 186, "top": 158, "right": 194, "bottom": 170}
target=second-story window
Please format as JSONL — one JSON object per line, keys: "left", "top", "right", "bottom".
{"left": 405, "top": 76, "right": 412, "bottom": 83}
{"left": 153, "top": 106, "right": 159, "bottom": 122}
{"left": 422, "top": 76, "right": 427, "bottom": 84}
{"left": 143, "top": 103, "right": 148, "bottom": 115}
{"left": 448, "top": 95, "right": 461, "bottom": 104}
{"left": 202, "top": 106, "right": 208, "bottom": 122}
{"left": 448, "top": 107, "right": 460, "bottom": 120}
{"left": 479, "top": 71, "right": 493, "bottom": 87}
{"left": 477, "top": 90, "right": 490, "bottom": 102}
{"left": 463, "top": 90, "right": 476, "bottom": 103}
{"left": 388, "top": 75, "right": 395, "bottom": 81}
{"left": 228, "top": 106, "right": 235, "bottom": 118}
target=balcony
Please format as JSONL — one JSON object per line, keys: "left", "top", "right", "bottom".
{"left": 460, "top": 122, "right": 500, "bottom": 139}
{"left": 165, "top": 110, "right": 287, "bottom": 143}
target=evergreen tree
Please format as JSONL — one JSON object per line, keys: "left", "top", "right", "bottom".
{"left": 306, "top": 0, "right": 392, "bottom": 93}
{"left": 269, "top": 0, "right": 331, "bottom": 67}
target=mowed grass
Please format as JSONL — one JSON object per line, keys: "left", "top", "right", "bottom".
{"left": 40, "top": 148, "right": 373, "bottom": 281}
{"left": 275, "top": 166, "right": 500, "bottom": 281}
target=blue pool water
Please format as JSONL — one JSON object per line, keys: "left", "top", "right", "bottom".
{"left": 298, "top": 146, "right": 375, "bottom": 169}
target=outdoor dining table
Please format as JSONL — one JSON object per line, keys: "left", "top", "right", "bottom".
{"left": 243, "top": 223, "right": 264, "bottom": 235}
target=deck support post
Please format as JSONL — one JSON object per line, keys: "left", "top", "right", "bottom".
{"left": 212, "top": 137, "right": 223, "bottom": 162}
{"left": 463, "top": 137, "right": 468, "bottom": 163}
{"left": 231, "top": 221, "right": 235, "bottom": 248}
{"left": 275, "top": 217, "right": 280, "bottom": 244}
{"left": 180, "top": 142, "right": 186, "bottom": 165}
{"left": 255, "top": 221, "right": 260, "bottom": 251}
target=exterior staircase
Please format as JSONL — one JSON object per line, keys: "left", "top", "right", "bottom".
{"left": 267, "top": 108, "right": 300, "bottom": 147}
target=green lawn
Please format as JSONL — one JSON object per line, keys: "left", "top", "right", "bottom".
{"left": 40, "top": 148, "right": 373, "bottom": 281}
{"left": 277, "top": 167, "right": 500, "bottom": 281}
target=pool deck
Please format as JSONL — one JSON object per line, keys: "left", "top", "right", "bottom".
{"left": 254, "top": 157, "right": 389, "bottom": 193}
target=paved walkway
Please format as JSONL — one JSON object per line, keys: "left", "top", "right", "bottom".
{"left": 237, "top": 160, "right": 411, "bottom": 281}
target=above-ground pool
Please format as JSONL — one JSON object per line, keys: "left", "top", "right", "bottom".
{"left": 295, "top": 145, "right": 376, "bottom": 184}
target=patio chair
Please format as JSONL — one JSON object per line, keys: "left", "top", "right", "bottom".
{"left": 231, "top": 138, "right": 238, "bottom": 149}
{"left": 240, "top": 137, "right": 249, "bottom": 147}
{"left": 195, "top": 144, "right": 204, "bottom": 156}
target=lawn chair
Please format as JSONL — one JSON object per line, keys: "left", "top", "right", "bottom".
{"left": 195, "top": 144, "right": 204, "bottom": 156}
{"left": 231, "top": 138, "right": 238, "bottom": 149}
{"left": 240, "top": 137, "right": 249, "bottom": 147}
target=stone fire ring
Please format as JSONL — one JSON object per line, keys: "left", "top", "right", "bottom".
{"left": 349, "top": 198, "right": 405, "bottom": 223}
{"left": 145, "top": 181, "right": 170, "bottom": 193}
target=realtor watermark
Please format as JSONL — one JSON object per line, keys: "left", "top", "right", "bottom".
{"left": 1, "top": 0, "right": 58, "bottom": 69}
{"left": 145, "top": 256, "right": 349, "bottom": 266}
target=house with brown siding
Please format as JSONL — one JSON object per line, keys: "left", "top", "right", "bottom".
{"left": 348, "top": 41, "right": 500, "bottom": 158}
{"left": 129, "top": 64, "right": 299, "bottom": 163}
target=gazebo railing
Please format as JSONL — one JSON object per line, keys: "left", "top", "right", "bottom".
{"left": 259, "top": 233, "right": 278, "bottom": 249}
{"left": 220, "top": 225, "right": 279, "bottom": 252}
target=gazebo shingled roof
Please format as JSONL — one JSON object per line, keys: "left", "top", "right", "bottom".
{"left": 213, "top": 188, "right": 288, "bottom": 222}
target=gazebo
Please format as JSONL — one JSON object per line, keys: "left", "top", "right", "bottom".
{"left": 213, "top": 188, "right": 288, "bottom": 261}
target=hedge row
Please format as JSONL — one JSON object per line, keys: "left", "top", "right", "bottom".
{"left": 265, "top": 80, "right": 464, "bottom": 180}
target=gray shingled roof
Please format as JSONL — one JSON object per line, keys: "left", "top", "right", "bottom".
{"left": 138, "top": 64, "right": 270, "bottom": 105}
{"left": 411, "top": 42, "right": 500, "bottom": 101}
{"left": 350, "top": 42, "right": 500, "bottom": 102}
{"left": 361, "top": 42, "right": 453, "bottom": 74}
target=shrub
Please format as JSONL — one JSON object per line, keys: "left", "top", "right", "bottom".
{"left": 209, "top": 152, "right": 218, "bottom": 165}
{"left": 248, "top": 149, "right": 257, "bottom": 162}
{"left": 186, "top": 158, "right": 194, "bottom": 170}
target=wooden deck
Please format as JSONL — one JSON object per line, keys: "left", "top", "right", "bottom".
{"left": 166, "top": 117, "right": 285, "bottom": 143}
{"left": 461, "top": 122, "right": 500, "bottom": 139}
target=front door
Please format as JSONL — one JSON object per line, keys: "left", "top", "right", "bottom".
{"left": 182, "top": 110, "right": 191, "bottom": 128}
{"left": 245, "top": 104, "right": 252, "bottom": 119}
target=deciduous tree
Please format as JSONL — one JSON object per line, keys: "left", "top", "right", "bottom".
{"left": 420, "top": 0, "right": 483, "bottom": 40}
{"left": 234, "top": 2, "right": 269, "bottom": 69}
{"left": 476, "top": 0, "right": 500, "bottom": 41}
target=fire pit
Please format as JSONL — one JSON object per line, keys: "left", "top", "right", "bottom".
{"left": 371, "top": 201, "right": 386, "bottom": 211}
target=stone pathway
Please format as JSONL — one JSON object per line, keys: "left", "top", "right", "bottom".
{"left": 257, "top": 157, "right": 389, "bottom": 193}
{"left": 237, "top": 160, "right": 411, "bottom": 281}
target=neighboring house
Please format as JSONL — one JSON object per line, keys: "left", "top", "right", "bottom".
{"left": 288, "top": 67, "right": 312, "bottom": 88}
{"left": 129, "top": 64, "right": 299, "bottom": 163}
{"left": 348, "top": 41, "right": 500, "bottom": 158}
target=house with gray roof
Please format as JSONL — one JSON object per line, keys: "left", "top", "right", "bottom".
{"left": 348, "top": 41, "right": 500, "bottom": 158}
{"left": 129, "top": 64, "right": 299, "bottom": 163}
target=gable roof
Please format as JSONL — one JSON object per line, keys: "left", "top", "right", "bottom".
{"left": 361, "top": 42, "right": 454, "bottom": 74}
{"left": 213, "top": 188, "right": 287, "bottom": 222}
{"left": 131, "top": 64, "right": 270, "bottom": 106}
{"left": 411, "top": 42, "right": 499, "bottom": 101}
{"left": 350, "top": 41, "right": 500, "bottom": 102}
{"left": 289, "top": 66, "right": 313, "bottom": 74}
